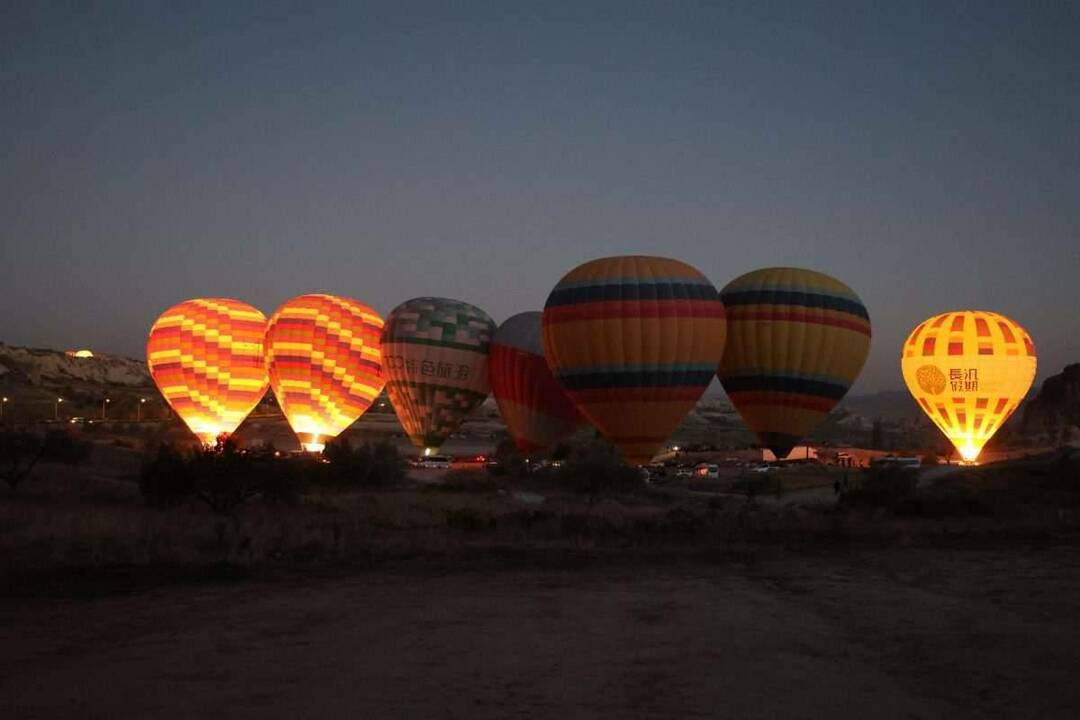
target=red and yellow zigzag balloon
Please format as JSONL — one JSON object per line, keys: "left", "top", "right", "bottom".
{"left": 147, "top": 298, "right": 269, "bottom": 445}
{"left": 265, "top": 294, "right": 386, "bottom": 452}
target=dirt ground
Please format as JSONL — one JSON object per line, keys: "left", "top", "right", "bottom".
{"left": 3, "top": 547, "right": 1080, "bottom": 719}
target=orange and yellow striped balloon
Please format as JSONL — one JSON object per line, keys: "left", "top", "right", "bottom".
{"left": 265, "top": 294, "right": 386, "bottom": 452}
{"left": 542, "top": 256, "right": 727, "bottom": 465}
{"left": 147, "top": 298, "right": 269, "bottom": 445}
{"left": 901, "top": 311, "right": 1036, "bottom": 463}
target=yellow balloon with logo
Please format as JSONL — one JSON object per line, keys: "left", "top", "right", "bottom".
{"left": 901, "top": 311, "right": 1036, "bottom": 463}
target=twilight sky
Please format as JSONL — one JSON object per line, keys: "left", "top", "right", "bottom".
{"left": 1, "top": 1, "right": 1077, "bottom": 393}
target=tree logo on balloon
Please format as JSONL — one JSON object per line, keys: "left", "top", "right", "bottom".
{"left": 916, "top": 365, "right": 947, "bottom": 395}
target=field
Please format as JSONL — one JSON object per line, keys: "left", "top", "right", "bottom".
{"left": 3, "top": 441, "right": 1080, "bottom": 718}
{"left": 4, "top": 550, "right": 1080, "bottom": 718}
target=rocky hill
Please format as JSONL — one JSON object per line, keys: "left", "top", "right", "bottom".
{"left": 838, "top": 390, "right": 922, "bottom": 423}
{"left": 0, "top": 343, "right": 154, "bottom": 421}
{"left": 1022, "top": 364, "right": 1080, "bottom": 445}
{"left": 0, "top": 344, "right": 150, "bottom": 388}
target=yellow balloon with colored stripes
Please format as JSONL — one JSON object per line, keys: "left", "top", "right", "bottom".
{"left": 901, "top": 311, "right": 1036, "bottom": 463}
{"left": 542, "top": 256, "right": 727, "bottom": 465}
{"left": 718, "top": 267, "right": 871, "bottom": 460}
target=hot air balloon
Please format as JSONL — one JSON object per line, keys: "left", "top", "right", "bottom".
{"left": 382, "top": 297, "right": 495, "bottom": 454}
{"left": 489, "top": 312, "right": 584, "bottom": 453}
{"left": 901, "top": 311, "right": 1036, "bottom": 463}
{"left": 718, "top": 267, "right": 871, "bottom": 460}
{"left": 264, "top": 294, "right": 386, "bottom": 452}
{"left": 542, "top": 256, "right": 727, "bottom": 465}
{"left": 146, "top": 298, "right": 269, "bottom": 445}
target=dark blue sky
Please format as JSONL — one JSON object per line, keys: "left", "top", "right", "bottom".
{"left": 2, "top": 1, "right": 1077, "bottom": 392}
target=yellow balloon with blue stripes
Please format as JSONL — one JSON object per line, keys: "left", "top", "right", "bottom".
{"left": 718, "top": 267, "right": 871, "bottom": 459}
{"left": 542, "top": 256, "right": 727, "bottom": 465}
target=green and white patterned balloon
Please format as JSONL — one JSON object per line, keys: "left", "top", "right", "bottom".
{"left": 381, "top": 297, "right": 495, "bottom": 452}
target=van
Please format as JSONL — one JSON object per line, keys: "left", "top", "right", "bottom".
{"left": 418, "top": 455, "right": 452, "bottom": 469}
{"left": 870, "top": 456, "right": 921, "bottom": 471}
{"left": 694, "top": 463, "right": 719, "bottom": 480}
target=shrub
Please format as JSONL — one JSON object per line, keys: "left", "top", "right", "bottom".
{"left": 140, "top": 438, "right": 293, "bottom": 513}
{"left": 551, "top": 440, "right": 644, "bottom": 502}
{"left": 139, "top": 443, "right": 196, "bottom": 507}
{"left": 0, "top": 429, "right": 90, "bottom": 490}
{"left": 439, "top": 469, "right": 501, "bottom": 493}
{"left": 492, "top": 437, "right": 526, "bottom": 476}
{"left": 139, "top": 437, "right": 407, "bottom": 511}
{"left": 187, "top": 437, "right": 263, "bottom": 513}
{"left": 732, "top": 475, "right": 773, "bottom": 497}
{"left": 1037, "top": 453, "right": 1080, "bottom": 492}
{"left": 893, "top": 483, "right": 991, "bottom": 517}
{"left": 321, "top": 437, "right": 405, "bottom": 488}
{"left": 368, "top": 439, "right": 406, "bottom": 486}
{"left": 840, "top": 465, "right": 918, "bottom": 509}
{"left": 0, "top": 430, "right": 45, "bottom": 490}
{"left": 41, "top": 430, "right": 92, "bottom": 466}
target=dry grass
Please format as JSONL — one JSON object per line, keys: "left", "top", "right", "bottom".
{"left": 4, "top": 454, "right": 1080, "bottom": 592}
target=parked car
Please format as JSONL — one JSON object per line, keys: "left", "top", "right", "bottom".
{"left": 675, "top": 466, "right": 694, "bottom": 479}
{"left": 451, "top": 454, "right": 487, "bottom": 469}
{"left": 418, "top": 454, "right": 452, "bottom": 469}
{"left": 870, "top": 456, "right": 922, "bottom": 470}
{"left": 694, "top": 463, "right": 720, "bottom": 480}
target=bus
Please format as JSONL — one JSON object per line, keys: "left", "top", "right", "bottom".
{"left": 870, "top": 456, "right": 921, "bottom": 470}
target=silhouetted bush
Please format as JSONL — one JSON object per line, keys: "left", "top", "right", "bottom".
{"left": 139, "top": 443, "right": 195, "bottom": 507}
{"left": 835, "top": 464, "right": 992, "bottom": 517}
{"left": 550, "top": 442, "right": 572, "bottom": 462}
{"left": 1037, "top": 452, "right": 1080, "bottom": 492}
{"left": 321, "top": 437, "right": 405, "bottom": 488}
{"left": 840, "top": 465, "right": 918, "bottom": 509}
{"left": 139, "top": 437, "right": 405, "bottom": 512}
{"left": 921, "top": 453, "right": 941, "bottom": 467}
{"left": 0, "top": 430, "right": 45, "bottom": 490}
{"left": 893, "top": 483, "right": 991, "bottom": 517}
{"left": 140, "top": 438, "right": 292, "bottom": 513}
{"left": 41, "top": 430, "right": 92, "bottom": 466}
{"left": 492, "top": 438, "right": 525, "bottom": 477}
{"left": 187, "top": 437, "right": 264, "bottom": 513}
{"left": 0, "top": 429, "right": 90, "bottom": 490}
{"left": 439, "top": 469, "right": 501, "bottom": 493}
{"left": 551, "top": 440, "right": 643, "bottom": 502}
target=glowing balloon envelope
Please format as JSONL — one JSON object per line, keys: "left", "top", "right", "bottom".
{"left": 489, "top": 312, "right": 584, "bottom": 453}
{"left": 381, "top": 297, "right": 495, "bottom": 454}
{"left": 718, "top": 267, "right": 871, "bottom": 460}
{"left": 264, "top": 294, "right": 386, "bottom": 452}
{"left": 147, "top": 298, "right": 269, "bottom": 445}
{"left": 901, "top": 311, "right": 1036, "bottom": 463}
{"left": 542, "top": 256, "right": 727, "bottom": 465}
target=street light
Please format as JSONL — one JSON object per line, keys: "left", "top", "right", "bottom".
{"left": 138, "top": 397, "right": 146, "bottom": 422}
{"left": 55, "top": 397, "right": 63, "bottom": 421}
{"left": 102, "top": 397, "right": 111, "bottom": 420}
{"left": 1, "top": 396, "right": 8, "bottom": 421}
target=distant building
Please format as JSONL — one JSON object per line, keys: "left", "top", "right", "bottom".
{"left": 762, "top": 446, "right": 818, "bottom": 462}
